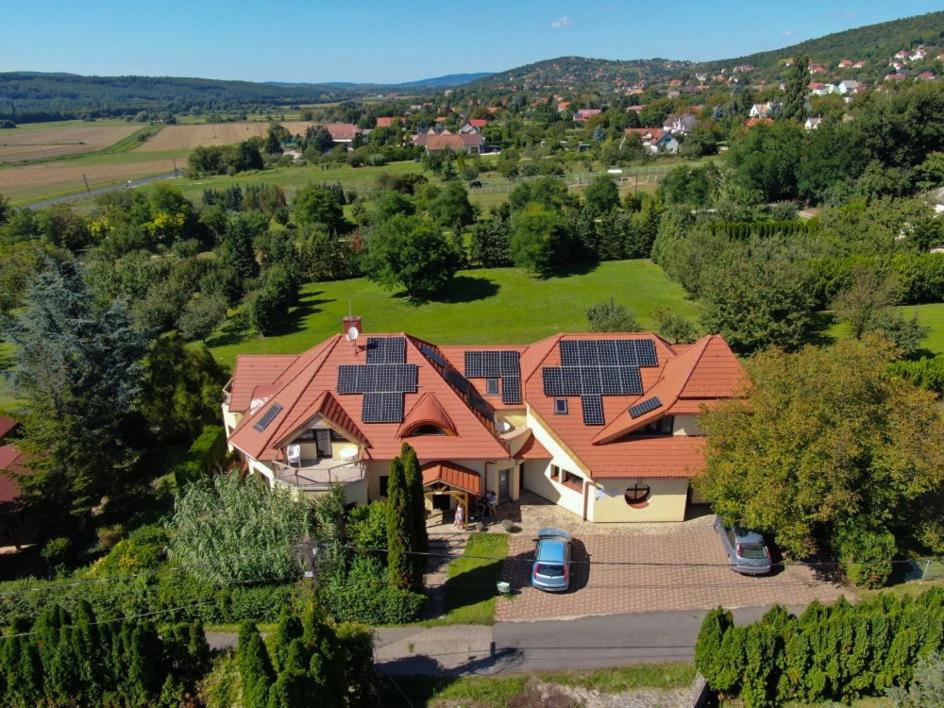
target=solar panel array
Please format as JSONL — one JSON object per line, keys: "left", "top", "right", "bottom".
{"left": 463, "top": 350, "right": 522, "bottom": 405}
{"left": 629, "top": 396, "right": 662, "bottom": 419}
{"left": 334, "top": 336, "right": 418, "bottom": 423}
{"left": 366, "top": 336, "right": 406, "bottom": 364}
{"left": 542, "top": 339, "right": 659, "bottom": 426}
{"left": 417, "top": 341, "right": 496, "bottom": 424}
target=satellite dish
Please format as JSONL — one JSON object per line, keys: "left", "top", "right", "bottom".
{"left": 346, "top": 325, "right": 360, "bottom": 342}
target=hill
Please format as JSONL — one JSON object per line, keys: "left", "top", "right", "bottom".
{"left": 0, "top": 73, "right": 350, "bottom": 122}
{"left": 395, "top": 72, "right": 494, "bottom": 88}
{"left": 467, "top": 10, "right": 944, "bottom": 91}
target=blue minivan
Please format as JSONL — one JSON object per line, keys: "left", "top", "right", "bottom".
{"left": 531, "top": 528, "right": 573, "bottom": 592}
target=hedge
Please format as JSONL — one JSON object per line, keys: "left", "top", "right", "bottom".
{"left": 173, "top": 423, "right": 227, "bottom": 488}
{"left": 808, "top": 252, "right": 944, "bottom": 307}
{"left": 695, "top": 588, "right": 944, "bottom": 707}
{"left": 0, "top": 572, "right": 298, "bottom": 626}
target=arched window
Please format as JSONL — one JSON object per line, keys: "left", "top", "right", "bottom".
{"left": 624, "top": 482, "right": 651, "bottom": 508}
{"left": 409, "top": 424, "right": 447, "bottom": 436}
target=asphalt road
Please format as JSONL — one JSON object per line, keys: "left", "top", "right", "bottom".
{"left": 208, "top": 603, "right": 804, "bottom": 676}
{"left": 27, "top": 171, "right": 180, "bottom": 209}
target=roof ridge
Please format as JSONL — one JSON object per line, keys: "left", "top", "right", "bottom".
{"left": 675, "top": 335, "right": 715, "bottom": 398}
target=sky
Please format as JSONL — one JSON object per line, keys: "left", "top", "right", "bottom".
{"left": 3, "top": 1, "right": 942, "bottom": 84}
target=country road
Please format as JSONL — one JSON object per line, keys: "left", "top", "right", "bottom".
{"left": 27, "top": 171, "right": 180, "bottom": 209}
{"left": 206, "top": 604, "right": 799, "bottom": 676}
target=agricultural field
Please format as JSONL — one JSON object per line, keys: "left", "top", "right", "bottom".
{"left": 0, "top": 120, "right": 143, "bottom": 163}
{"left": 137, "top": 121, "right": 315, "bottom": 151}
{"left": 207, "top": 259, "right": 700, "bottom": 367}
{"left": 0, "top": 149, "right": 185, "bottom": 205}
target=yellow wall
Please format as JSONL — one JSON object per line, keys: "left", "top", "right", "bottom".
{"left": 591, "top": 477, "right": 689, "bottom": 522}
{"left": 672, "top": 414, "right": 702, "bottom": 436}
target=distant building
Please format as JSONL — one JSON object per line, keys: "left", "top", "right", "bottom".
{"left": 838, "top": 79, "right": 864, "bottom": 95}
{"left": 917, "top": 71, "right": 937, "bottom": 81}
{"left": 749, "top": 101, "right": 778, "bottom": 119}
{"left": 323, "top": 123, "right": 360, "bottom": 147}
{"left": 662, "top": 113, "right": 697, "bottom": 135}
{"left": 804, "top": 117, "right": 823, "bottom": 131}
{"left": 574, "top": 108, "right": 603, "bottom": 122}
{"left": 809, "top": 63, "right": 827, "bottom": 75}
{"left": 375, "top": 117, "right": 396, "bottom": 128}
{"left": 744, "top": 117, "right": 774, "bottom": 129}
{"left": 413, "top": 128, "right": 483, "bottom": 154}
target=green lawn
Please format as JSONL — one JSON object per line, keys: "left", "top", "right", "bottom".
{"left": 207, "top": 259, "right": 700, "bottom": 368}
{"left": 828, "top": 303, "right": 944, "bottom": 356}
{"left": 379, "top": 662, "right": 695, "bottom": 707}
{"left": 426, "top": 532, "right": 508, "bottom": 626}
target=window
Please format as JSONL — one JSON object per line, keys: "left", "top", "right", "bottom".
{"left": 561, "top": 471, "right": 583, "bottom": 491}
{"left": 550, "top": 465, "right": 560, "bottom": 480}
{"left": 486, "top": 378, "right": 500, "bottom": 396}
{"left": 380, "top": 476, "right": 389, "bottom": 497}
{"left": 409, "top": 424, "right": 447, "bottom": 436}
{"left": 253, "top": 403, "right": 283, "bottom": 432}
{"left": 640, "top": 416, "right": 674, "bottom": 435}
{"left": 315, "top": 429, "right": 332, "bottom": 458}
{"left": 554, "top": 399, "right": 568, "bottom": 415}
{"left": 624, "top": 482, "right": 651, "bottom": 507}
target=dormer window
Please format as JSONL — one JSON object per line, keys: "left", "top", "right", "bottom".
{"left": 409, "top": 424, "right": 448, "bottom": 436}
{"left": 638, "top": 416, "right": 674, "bottom": 435}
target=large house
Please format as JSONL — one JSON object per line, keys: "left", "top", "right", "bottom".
{"left": 222, "top": 329, "right": 745, "bottom": 523}
{"left": 413, "top": 127, "right": 483, "bottom": 154}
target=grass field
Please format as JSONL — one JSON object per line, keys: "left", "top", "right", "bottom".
{"left": 379, "top": 663, "right": 695, "bottom": 706}
{"left": 428, "top": 533, "right": 508, "bottom": 626}
{"left": 206, "top": 259, "right": 700, "bottom": 368}
{"left": 0, "top": 120, "right": 143, "bottom": 163}
{"left": 828, "top": 303, "right": 944, "bottom": 356}
{"left": 137, "top": 121, "right": 316, "bottom": 151}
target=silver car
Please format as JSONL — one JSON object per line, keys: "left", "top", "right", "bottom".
{"left": 531, "top": 528, "right": 572, "bottom": 592}
{"left": 714, "top": 517, "right": 772, "bottom": 575}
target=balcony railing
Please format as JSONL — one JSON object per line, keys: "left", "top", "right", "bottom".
{"left": 272, "top": 459, "right": 366, "bottom": 490}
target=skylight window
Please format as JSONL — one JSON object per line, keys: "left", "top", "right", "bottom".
{"left": 253, "top": 403, "right": 283, "bottom": 432}
{"left": 554, "top": 399, "right": 568, "bottom": 415}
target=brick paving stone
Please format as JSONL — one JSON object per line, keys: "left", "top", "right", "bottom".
{"left": 496, "top": 527, "right": 849, "bottom": 621}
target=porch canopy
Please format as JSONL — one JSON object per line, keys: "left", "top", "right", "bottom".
{"left": 421, "top": 460, "right": 482, "bottom": 528}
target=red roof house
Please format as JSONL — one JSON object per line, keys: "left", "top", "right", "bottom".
{"left": 222, "top": 331, "right": 745, "bottom": 523}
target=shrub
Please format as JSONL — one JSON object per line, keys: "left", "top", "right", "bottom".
{"left": 173, "top": 424, "right": 228, "bottom": 488}
{"left": 890, "top": 356, "right": 944, "bottom": 396}
{"left": 319, "top": 555, "right": 424, "bottom": 625}
{"left": 834, "top": 521, "right": 897, "bottom": 588}
{"left": 41, "top": 537, "right": 72, "bottom": 567}
{"left": 586, "top": 299, "right": 639, "bottom": 332}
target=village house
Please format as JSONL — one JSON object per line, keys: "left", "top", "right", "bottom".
{"left": 838, "top": 79, "right": 864, "bottom": 95}
{"left": 662, "top": 113, "right": 697, "bottom": 135}
{"left": 749, "top": 101, "right": 778, "bottom": 119}
{"left": 804, "top": 117, "right": 823, "bottom": 131}
{"left": 323, "top": 123, "right": 360, "bottom": 148}
{"left": 412, "top": 126, "right": 483, "bottom": 154}
{"left": 573, "top": 108, "right": 602, "bottom": 122}
{"left": 808, "top": 63, "right": 827, "bottom": 75}
{"left": 221, "top": 330, "right": 745, "bottom": 523}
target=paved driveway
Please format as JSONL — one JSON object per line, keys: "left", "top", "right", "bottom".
{"left": 496, "top": 525, "right": 848, "bottom": 621}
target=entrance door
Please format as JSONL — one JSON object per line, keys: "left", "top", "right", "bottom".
{"left": 315, "top": 429, "right": 332, "bottom": 458}
{"left": 498, "top": 468, "right": 510, "bottom": 501}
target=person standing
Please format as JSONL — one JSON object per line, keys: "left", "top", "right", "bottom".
{"left": 454, "top": 503, "right": 465, "bottom": 529}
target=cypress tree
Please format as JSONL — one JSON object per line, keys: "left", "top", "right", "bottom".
{"left": 781, "top": 56, "right": 810, "bottom": 122}
{"left": 273, "top": 606, "right": 303, "bottom": 672}
{"left": 127, "top": 622, "right": 164, "bottom": 705}
{"left": 13, "top": 635, "right": 43, "bottom": 706}
{"left": 695, "top": 607, "right": 732, "bottom": 689}
{"left": 385, "top": 456, "right": 412, "bottom": 589}
{"left": 238, "top": 621, "right": 275, "bottom": 708}
{"left": 46, "top": 626, "right": 82, "bottom": 705}
{"left": 401, "top": 443, "right": 428, "bottom": 588}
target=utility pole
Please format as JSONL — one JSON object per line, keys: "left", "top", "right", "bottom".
{"left": 82, "top": 174, "right": 91, "bottom": 193}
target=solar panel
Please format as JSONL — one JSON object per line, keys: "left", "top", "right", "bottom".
{"left": 599, "top": 366, "right": 622, "bottom": 395}
{"left": 579, "top": 367, "right": 602, "bottom": 394}
{"left": 419, "top": 343, "right": 447, "bottom": 368}
{"left": 468, "top": 392, "right": 494, "bottom": 420}
{"left": 464, "top": 351, "right": 485, "bottom": 377}
{"left": 619, "top": 367, "right": 644, "bottom": 395}
{"left": 542, "top": 368, "right": 563, "bottom": 396}
{"left": 362, "top": 392, "right": 403, "bottom": 423}
{"left": 581, "top": 395, "right": 604, "bottom": 425}
{"left": 393, "top": 364, "right": 418, "bottom": 393}
{"left": 561, "top": 368, "right": 582, "bottom": 395}
{"left": 502, "top": 376, "right": 521, "bottom": 404}
{"left": 629, "top": 396, "right": 662, "bottom": 418}
{"left": 560, "top": 340, "right": 579, "bottom": 366}
{"left": 366, "top": 336, "right": 406, "bottom": 364}
{"left": 598, "top": 340, "right": 621, "bottom": 366}
{"left": 577, "top": 340, "right": 598, "bottom": 366}
{"left": 445, "top": 368, "right": 471, "bottom": 394}
{"left": 355, "top": 365, "right": 375, "bottom": 393}
{"left": 373, "top": 365, "right": 397, "bottom": 393}
{"left": 253, "top": 403, "right": 283, "bottom": 432}
{"left": 616, "top": 340, "right": 638, "bottom": 366}
{"left": 484, "top": 351, "right": 501, "bottom": 377}
{"left": 634, "top": 339, "right": 658, "bottom": 367}
{"left": 337, "top": 365, "right": 359, "bottom": 394}
{"left": 500, "top": 351, "right": 520, "bottom": 377}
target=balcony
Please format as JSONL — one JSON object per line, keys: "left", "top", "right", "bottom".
{"left": 272, "top": 458, "right": 366, "bottom": 491}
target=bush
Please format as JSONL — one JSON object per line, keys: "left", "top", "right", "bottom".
{"left": 173, "top": 424, "right": 228, "bottom": 488}
{"left": 586, "top": 299, "right": 640, "bottom": 332}
{"left": 890, "top": 356, "right": 944, "bottom": 395}
{"left": 87, "top": 525, "right": 169, "bottom": 579}
{"left": 695, "top": 589, "right": 944, "bottom": 707}
{"left": 319, "top": 555, "right": 424, "bottom": 625}
{"left": 834, "top": 521, "right": 897, "bottom": 588}
{"left": 41, "top": 537, "right": 72, "bottom": 567}
{"left": 886, "top": 652, "right": 944, "bottom": 707}
{"left": 347, "top": 501, "right": 388, "bottom": 556}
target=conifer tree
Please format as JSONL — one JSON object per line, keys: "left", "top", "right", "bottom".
{"left": 385, "top": 456, "right": 412, "bottom": 589}
{"left": 781, "top": 56, "right": 810, "bottom": 122}
{"left": 238, "top": 621, "right": 275, "bottom": 708}
{"left": 273, "top": 607, "right": 303, "bottom": 672}
{"left": 401, "top": 443, "right": 428, "bottom": 588}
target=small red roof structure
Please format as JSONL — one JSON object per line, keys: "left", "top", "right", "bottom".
{"left": 0, "top": 416, "right": 18, "bottom": 440}
{"left": 324, "top": 123, "right": 360, "bottom": 142}
{"left": 0, "top": 444, "right": 29, "bottom": 504}
{"left": 375, "top": 117, "right": 395, "bottom": 128}
{"left": 744, "top": 117, "right": 774, "bottom": 128}
{"left": 422, "top": 460, "right": 482, "bottom": 495}
{"left": 468, "top": 118, "right": 487, "bottom": 128}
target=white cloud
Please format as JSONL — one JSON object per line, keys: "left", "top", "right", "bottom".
{"left": 782, "top": 30, "right": 794, "bottom": 37}
{"left": 551, "top": 16, "right": 573, "bottom": 29}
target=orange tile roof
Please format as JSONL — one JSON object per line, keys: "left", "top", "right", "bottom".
{"left": 375, "top": 117, "right": 394, "bottom": 128}
{"left": 0, "top": 416, "right": 18, "bottom": 439}
{"left": 0, "top": 444, "right": 28, "bottom": 503}
{"left": 226, "top": 332, "right": 744, "bottom": 479}
{"left": 324, "top": 123, "right": 359, "bottom": 141}
{"left": 422, "top": 460, "right": 482, "bottom": 495}
{"left": 398, "top": 393, "right": 457, "bottom": 437}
